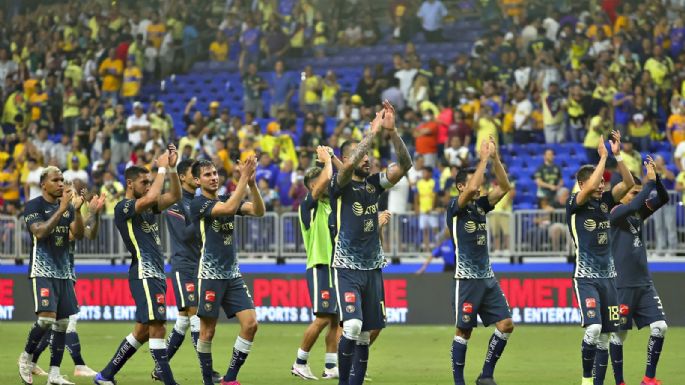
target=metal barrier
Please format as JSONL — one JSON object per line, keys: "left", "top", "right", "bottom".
{"left": 2, "top": 194, "right": 684, "bottom": 262}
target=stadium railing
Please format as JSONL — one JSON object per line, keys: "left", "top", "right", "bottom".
{"left": 1, "top": 192, "right": 683, "bottom": 262}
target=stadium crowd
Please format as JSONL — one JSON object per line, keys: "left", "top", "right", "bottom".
{"left": 1, "top": 0, "right": 685, "bottom": 254}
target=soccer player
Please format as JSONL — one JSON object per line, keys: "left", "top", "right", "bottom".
{"left": 30, "top": 192, "right": 106, "bottom": 378}
{"left": 190, "top": 157, "right": 265, "bottom": 385}
{"left": 448, "top": 137, "right": 513, "bottom": 385}
{"left": 331, "top": 100, "right": 412, "bottom": 385}
{"left": 151, "top": 159, "right": 220, "bottom": 383}
{"left": 94, "top": 146, "right": 181, "bottom": 385}
{"left": 17, "top": 166, "right": 85, "bottom": 385}
{"left": 608, "top": 156, "right": 669, "bottom": 385}
{"left": 566, "top": 132, "right": 634, "bottom": 385}
{"left": 292, "top": 146, "right": 340, "bottom": 380}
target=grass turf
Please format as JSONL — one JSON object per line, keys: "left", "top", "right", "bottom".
{"left": 1, "top": 322, "right": 683, "bottom": 384}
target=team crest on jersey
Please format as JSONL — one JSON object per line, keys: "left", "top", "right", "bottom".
{"left": 346, "top": 305, "right": 355, "bottom": 313}
{"left": 619, "top": 304, "right": 630, "bottom": 316}
{"left": 322, "top": 301, "right": 329, "bottom": 309}
{"left": 464, "top": 221, "right": 477, "bottom": 233}
{"left": 185, "top": 283, "right": 195, "bottom": 292}
{"left": 321, "top": 290, "right": 330, "bottom": 300}
{"left": 366, "top": 183, "right": 376, "bottom": 194}
{"left": 462, "top": 302, "right": 473, "bottom": 314}
{"left": 41, "top": 299, "right": 49, "bottom": 307}
{"left": 583, "top": 219, "right": 597, "bottom": 232}
{"left": 188, "top": 294, "right": 195, "bottom": 302}
{"left": 344, "top": 292, "right": 356, "bottom": 303}
{"left": 40, "top": 288, "right": 50, "bottom": 297}
{"left": 156, "top": 294, "right": 165, "bottom": 304}
{"left": 205, "top": 290, "right": 216, "bottom": 302}
{"left": 476, "top": 206, "right": 485, "bottom": 216}
{"left": 585, "top": 298, "right": 596, "bottom": 308}
{"left": 204, "top": 303, "right": 213, "bottom": 311}
{"left": 600, "top": 203, "right": 608, "bottom": 213}
{"left": 123, "top": 200, "right": 131, "bottom": 214}
{"left": 587, "top": 310, "right": 596, "bottom": 318}
{"left": 62, "top": 211, "right": 70, "bottom": 218}
{"left": 462, "top": 314, "right": 471, "bottom": 323}
{"left": 158, "top": 306, "right": 165, "bottom": 314}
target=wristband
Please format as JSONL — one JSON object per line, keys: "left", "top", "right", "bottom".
{"left": 158, "top": 167, "right": 167, "bottom": 174}
{"left": 615, "top": 155, "right": 623, "bottom": 162}
{"left": 169, "top": 166, "right": 177, "bottom": 173}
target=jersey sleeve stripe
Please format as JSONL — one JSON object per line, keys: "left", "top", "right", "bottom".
{"left": 167, "top": 210, "right": 185, "bottom": 221}
{"left": 312, "top": 267, "right": 319, "bottom": 313}
{"left": 175, "top": 271, "right": 185, "bottom": 309}
{"left": 126, "top": 218, "right": 143, "bottom": 280}
{"left": 32, "top": 278, "right": 38, "bottom": 313}
{"left": 451, "top": 215, "right": 459, "bottom": 279}
{"left": 570, "top": 213, "right": 580, "bottom": 277}
{"left": 30, "top": 235, "right": 37, "bottom": 278}
{"left": 198, "top": 218, "right": 207, "bottom": 277}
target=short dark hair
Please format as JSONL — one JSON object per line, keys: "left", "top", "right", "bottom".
{"left": 454, "top": 168, "right": 474, "bottom": 186}
{"left": 191, "top": 159, "right": 215, "bottom": 178}
{"left": 304, "top": 167, "right": 323, "bottom": 190}
{"left": 177, "top": 159, "right": 196, "bottom": 176}
{"left": 576, "top": 165, "right": 596, "bottom": 183}
{"left": 124, "top": 165, "right": 150, "bottom": 182}
{"left": 340, "top": 140, "right": 359, "bottom": 158}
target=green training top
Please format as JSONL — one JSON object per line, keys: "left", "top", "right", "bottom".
{"left": 299, "top": 193, "right": 333, "bottom": 268}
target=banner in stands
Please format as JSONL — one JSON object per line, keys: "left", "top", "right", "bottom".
{"left": 1, "top": 273, "right": 683, "bottom": 326}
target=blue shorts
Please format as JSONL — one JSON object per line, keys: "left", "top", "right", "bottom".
{"left": 171, "top": 270, "right": 198, "bottom": 311}
{"left": 333, "top": 268, "right": 385, "bottom": 331}
{"left": 307, "top": 265, "right": 338, "bottom": 316}
{"left": 197, "top": 277, "right": 255, "bottom": 319}
{"left": 129, "top": 278, "right": 167, "bottom": 324}
{"left": 453, "top": 277, "right": 511, "bottom": 329}
{"left": 573, "top": 278, "right": 619, "bottom": 332}
{"left": 32, "top": 277, "right": 79, "bottom": 319}
{"left": 618, "top": 285, "right": 666, "bottom": 330}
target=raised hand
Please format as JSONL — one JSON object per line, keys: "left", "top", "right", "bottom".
{"left": 370, "top": 110, "right": 383, "bottom": 136}
{"left": 479, "top": 138, "right": 490, "bottom": 160}
{"left": 645, "top": 155, "right": 657, "bottom": 181}
{"left": 316, "top": 145, "right": 331, "bottom": 163}
{"left": 488, "top": 135, "right": 497, "bottom": 159}
{"left": 610, "top": 130, "right": 621, "bottom": 155}
{"left": 60, "top": 187, "right": 74, "bottom": 212}
{"left": 381, "top": 100, "right": 396, "bottom": 133}
{"left": 597, "top": 135, "right": 608, "bottom": 158}
{"left": 248, "top": 156, "right": 258, "bottom": 185}
{"left": 72, "top": 188, "right": 86, "bottom": 210}
{"left": 157, "top": 150, "right": 170, "bottom": 168}
{"left": 167, "top": 144, "right": 178, "bottom": 167}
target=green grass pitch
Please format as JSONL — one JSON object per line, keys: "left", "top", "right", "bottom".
{"left": 1, "top": 323, "right": 683, "bottom": 384}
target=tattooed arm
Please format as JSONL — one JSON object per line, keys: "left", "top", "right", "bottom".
{"left": 382, "top": 100, "right": 413, "bottom": 185}
{"left": 336, "top": 111, "right": 383, "bottom": 187}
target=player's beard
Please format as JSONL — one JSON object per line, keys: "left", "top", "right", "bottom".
{"left": 353, "top": 167, "right": 370, "bottom": 178}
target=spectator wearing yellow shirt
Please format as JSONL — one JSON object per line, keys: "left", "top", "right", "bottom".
{"left": 676, "top": 170, "right": 685, "bottom": 205}
{"left": 147, "top": 13, "right": 167, "bottom": 49}
{"left": 628, "top": 109, "right": 653, "bottom": 152}
{"left": 100, "top": 170, "right": 125, "bottom": 215}
{"left": 209, "top": 32, "right": 229, "bottom": 62}
{"left": 619, "top": 138, "right": 643, "bottom": 178}
{"left": 62, "top": 78, "right": 80, "bottom": 136}
{"left": 98, "top": 48, "right": 123, "bottom": 104}
{"left": 490, "top": 178, "right": 514, "bottom": 252}
{"left": 592, "top": 75, "right": 617, "bottom": 106}
{"left": 0, "top": 160, "right": 20, "bottom": 205}
{"left": 67, "top": 137, "right": 90, "bottom": 170}
{"left": 28, "top": 82, "right": 49, "bottom": 126}
{"left": 415, "top": 167, "right": 438, "bottom": 251}
{"left": 584, "top": 105, "right": 612, "bottom": 164}
{"left": 474, "top": 104, "right": 500, "bottom": 155}
{"left": 643, "top": 45, "right": 674, "bottom": 91}
{"left": 301, "top": 65, "right": 322, "bottom": 113}
{"left": 121, "top": 56, "right": 142, "bottom": 102}
{"left": 667, "top": 105, "right": 685, "bottom": 147}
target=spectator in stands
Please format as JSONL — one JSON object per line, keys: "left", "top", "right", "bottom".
{"left": 542, "top": 81, "right": 565, "bottom": 143}
{"left": 408, "top": 74, "right": 430, "bottom": 111}
{"left": 612, "top": 79, "right": 634, "bottom": 137}
{"left": 209, "top": 31, "right": 229, "bottom": 62}
{"left": 0, "top": 160, "right": 20, "bottom": 207}
{"left": 474, "top": 104, "right": 500, "bottom": 155}
{"left": 415, "top": 108, "right": 440, "bottom": 167}
{"left": 149, "top": 101, "right": 174, "bottom": 142}
{"left": 270, "top": 60, "right": 295, "bottom": 117}
{"left": 666, "top": 101, "right": 685, "bottom": 147}
{"left": 490, "top": 175, "right": 514, "bottom": 252}
{"left": 321, "top": 70, "right": 341, "bottom": 117}
{"left": 49, "top": 135, "right": 70, "bottom": 170}
{"left": 67, "top": 137, "right": 89, "bottom": 170}
{"left": 357, "top": 66, "right": 382, "bottom": 108}
{"left": 241, "top": 16, "right": 262, "bottom": 66}
{"left": 258, "top": 177, "right": 280, "bottom": 212}
{"left": 619, "top": 137, "right": 643, "bottom": 178}
{"left": 652, "top": 155, "right": 678, "bottom": 257}
{"left": 256, "top": 152, "right": 279, "bottom": 188}
{"left": 32, "top": 127, "right": 52, "bottom": 162}
{"left": 264, "top": 19, "right": 290, "bottom": 65}
{"left": 395, "top": 58, "right": 418, "bottom": 101}
{"left": 584, "top": 104, "right": 612, "bottom": 164}
{"left": 628, "top": 109, "right": 652, "bottom": 152}
{"left": 444, "top": 136, "right": 470, "bottom": 168}
{"left": 121, "top": 56, "right": 142, "bottom": 103}
{"left": 75, "top": 105, "right": 93, "bottom": 154}
{"left": 289, "top": 168, "right": 308, "bottom": 210}
{"left": 126, "top": 101, "right": 150, "bottom": 147}
{"left": 534, "top": 149, "right": 562, "bottom": 204}
{"left": 513, "top": 88, "right": 534, "bottom": 143}
{"left": 63, "top": 155, "right": 89, "bottom": 185}
{"left": 243, "top": 62, "right": 267, "bottom": 118}
{"left": 24, "top": 157, "right": 43, "bottom": 199}
{"left": 301, "top": 65, "right": 322, "bottom": 113}
{"left": 415, "top": 166, "right": 438, "bottom": 251}
{"left": 417, "top": 0, "right": 447, "bottom": 42}
{"left": 381, "top": 77, "right": 405, "bottom": 111}
{"left": 98, "top": 48, "right": 123, "bottom": 105}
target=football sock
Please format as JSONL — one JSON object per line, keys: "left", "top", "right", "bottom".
{"left": 452, "top": 336, "right": 468, "bottom": 385}
{"left": 150, "top": 338, "right": 176, "bottom": 385}
{"left": 481, "top": 329, "right": 510, "bottom": 378}
{"left": 296, "top": 348, "right": 309, "bottom": 365}
{"left": 197, "top": 339, "right": 214, "bottom": 385}
{"left": 338, "top": 335, "right": 356, "bottom": 384}
{"left": 646, "top": 336, "right": 664, "bottom": 378}
{"left": 31, "top": 331, "right": 51, "bottom": 363}
{"left": 350, "top": 338, "right": 370, "bottom": 385}
{"left": 66, "top": 332, "right": 86, "bottom": 366}
{"left": 224, "top": 336, "right": 252, "bottom": 381}
{"left": 101, "top": 333, "right": 141, "bottom": 379}
{"left": 593, "top": 347, "right": 609, "bottom": 385}
{"left": 166, "top": 317, "right": 188, "bottom": 361}
{"left": 582, "top": 340, "right": 598, "bottom": 379}
{"left": 24, "top": 318, "right": 53, "bottom": 354}
{"left": 325, "top": 352, "right": 337, "bottom": 369}
{"left": 49, "top": 329, "right": 66, "bottom": 367}
{"left": 609, "top": 342, "right": 624, "bottom": 385}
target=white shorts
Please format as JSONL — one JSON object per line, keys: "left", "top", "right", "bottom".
{"left": 419, "top": 213, "right": 439, "bottom": 230}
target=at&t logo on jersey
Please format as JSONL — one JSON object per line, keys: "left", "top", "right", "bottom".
{"left": 352, "top": 202, "right": 378, "bottom": 216}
